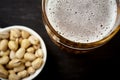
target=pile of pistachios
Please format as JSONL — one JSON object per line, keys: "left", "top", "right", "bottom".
{"left": 0, "top": 29, "right": 44, "bottom": 80}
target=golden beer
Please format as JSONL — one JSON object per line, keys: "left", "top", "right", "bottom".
{"left": 42, "top": 0, "right": 120, "bottom": 53}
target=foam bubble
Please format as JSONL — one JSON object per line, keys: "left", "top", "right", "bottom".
{"left": 46, "top": 0, "right": 117, "bottom": 43}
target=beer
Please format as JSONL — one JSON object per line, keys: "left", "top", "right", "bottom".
{"left": 42, "top": 0, "right": 120, "bottom": 53}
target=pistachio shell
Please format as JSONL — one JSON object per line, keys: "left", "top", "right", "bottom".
{"left": 27, "top": 67, "right": 35, "bottom": 75}
{"left": 21, "top": 30, "right": 30, "bottom": 39}
{"left": 0, "top": 56, "right": 9, "bottom": 64}
{"left": 17, "top": 70, "right": 28, "bottom": 79}
{"left": 27, "top": 47, "right": 35, "bottom": 53}
{"left": 9, "top": 73, "right": 20, "bottom": 80}
{"left": 32, "top": 58, "right": 43, "bottom": 70}
{"left": 8, "top": 41, "right": 18, "bottom": 51}
{"left": 14, "top": 64, "right": 25, "bottom": 72}
{"left": 0, "top": 39, "right": 8, "bottom": 51}
{"left": 8, "top": 59, "right": 22, "bottom": 68}
{"left": 28, "top": 35, "right": 39, "bottom": 45}
{"left": 0, "top": 32, "right": 9, "bottom": 39}
{"left": 25, "top": 61, "right": 31, "bottom": 67}
{"left": 9, "top": 50, "right": 16, "bottom": 59}
{"left": 21, "top": 39, "right": 31, "bottom": 49}
{"left": 35, "top": 49, "right": 44, "bottom": 58}
{"left": 0, "top": 50, "right": 10, "bottom": 56}
{"left": 0, "top": 64, "right": 8, "bottom": 79}
{"left": 24, "top": 53, "right": 36, "bottom": 61}
{"left": 16, "top": 48, "right": 25, "bottom": 59}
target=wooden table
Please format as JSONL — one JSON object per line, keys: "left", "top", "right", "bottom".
{"left": 0, "top": 0, "right": 120, "bottom": 80}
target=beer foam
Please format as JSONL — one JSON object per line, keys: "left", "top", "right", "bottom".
{"left": 46, "top": 0, "right": 117, "bottom": 43}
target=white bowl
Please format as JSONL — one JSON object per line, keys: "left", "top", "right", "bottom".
{"left": 0, "top": 25, "right": 47, "bottom": 80}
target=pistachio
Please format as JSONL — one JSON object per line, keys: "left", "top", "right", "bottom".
{"left": 14, "top": 64, "right": 25, "bottom": 72}
{"left": 9, "top": 50, "right": 16, "bottom": 59}
{"left": 0, "top": 56, "right": 9, "bottom": 64}
{"left": 9, "top": 73, "right": 20, "bottom": 80}
{"left": 10, "top": 29, "right": 21, "bottom": 41}
{"left": 33, "top": 44, "right": 40, "bottom": 50}
{"left": 21, "top": 30, "right": 30, "bottom": 39}
{"left": 28, "top": 35, "right": 39, "bottom": 45}
{"left": 0, "top": 39, "right": 8, "bottom": 51}
{"left": 27, "top": 67, "right": 35, "bottom": 75}
{"left": 24, "top": 53, "right": 36, "bottom": 61}
{"left": 17, "top": 70, "right": 28, "bottom": 79}
{"left": 27, "top": 47, "right": 35, "bottom": 53}
{"left": 8, "top": 58, "right": 22, "bottom": 68}
{"left": 10, "top": 29, "right": 21, "bottom": 38}
{"left": 35, "top": 49, "right": 43, "bottom": 58}
{"left": 16, "top": 48, "right": 25, "bottom": 59}
{"left": 21, "top": 39, "right": 31, "bottom": 49}
{"left": 0, "top": 64, "right": 8, "bottom": 79}
{"left": 8, "top": 41, "right": 18, "bottom": 51}
{"left": 0, "top": 50, "right": 10, "bottom": 56}
{"left": 25, "top": 61, "right": 31, "bottom": 67}
{"left": 8, "top": 70, "right": 15, "bottom": 74}
{"left": 32, "top": 58, "right": 43, "bottom": 70}
{"left": 0, "top": 31, "right": 9, "bottom": 39}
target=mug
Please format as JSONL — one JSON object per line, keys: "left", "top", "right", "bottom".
{"left": 42, "top": 0, "right": 120, "bottom": 53}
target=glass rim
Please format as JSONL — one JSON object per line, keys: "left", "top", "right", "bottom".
{"left": 42, "top": 0, "right": 120, "bottom": 49}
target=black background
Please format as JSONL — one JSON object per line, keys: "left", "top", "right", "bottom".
{"left": 0, "top": 0, "right": 120, "bottom": 80}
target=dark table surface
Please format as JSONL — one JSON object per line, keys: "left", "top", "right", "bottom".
{"left": 0, "top": 0, "right": 120, "bottom": 80}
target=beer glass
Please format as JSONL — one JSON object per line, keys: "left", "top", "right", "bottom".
{"left": 42, "top": 0, "right": 120, "bottom": 53}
